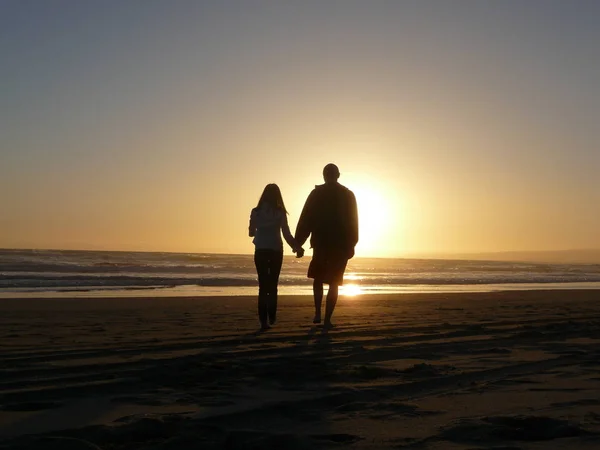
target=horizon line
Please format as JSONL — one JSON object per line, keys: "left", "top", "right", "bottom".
{"left": 1, "top": 246, "right": 599, "bottom": 260}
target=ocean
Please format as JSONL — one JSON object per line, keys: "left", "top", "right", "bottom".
{"left": 1, "top": 249, "right": 600, "bottom": 298}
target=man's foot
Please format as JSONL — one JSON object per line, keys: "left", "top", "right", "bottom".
{"left": 260, "top": 322, "right": 271, "bottom": 331}
{"left": 269, "top": 318, "right": 276, "bottom": 326}
{"left": 313, "top": 315, "right": 322, "bottom": 324}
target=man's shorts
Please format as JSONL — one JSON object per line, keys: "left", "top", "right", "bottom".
{"left": 307, "top": 248, "right": 349, "bottom": 285}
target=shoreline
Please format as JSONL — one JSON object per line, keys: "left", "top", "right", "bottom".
{"left": 0, "top": 287, "right": 599, "bottom": 304}
{"left": 2, "top": 281, "right": 600, "bottom": 299}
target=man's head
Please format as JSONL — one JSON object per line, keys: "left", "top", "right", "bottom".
{"left": 323, "top": 163, "right": 340, "bottom": 183}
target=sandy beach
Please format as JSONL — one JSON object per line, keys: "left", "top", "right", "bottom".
{"left": 1, "top": 290, "right": 600, "bottom": 449}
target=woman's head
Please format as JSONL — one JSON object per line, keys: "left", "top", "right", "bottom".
{"left": 257, "top": 183, "right": 288, "bottom": 214}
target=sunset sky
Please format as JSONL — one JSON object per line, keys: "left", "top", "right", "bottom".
{"left": 2, "top": 1, "right": 599, "bottom": 258}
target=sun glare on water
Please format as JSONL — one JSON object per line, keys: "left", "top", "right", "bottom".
{"left": 341, "top": 284, "right": 363, "bottom": 296}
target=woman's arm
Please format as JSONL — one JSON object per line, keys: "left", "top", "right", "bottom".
{"left": 281, "top": 212, "right": 300, "bottom": 252}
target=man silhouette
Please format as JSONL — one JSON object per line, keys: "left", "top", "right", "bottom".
{"left": 295, "top": 163, "right": 359, "bottom": 328}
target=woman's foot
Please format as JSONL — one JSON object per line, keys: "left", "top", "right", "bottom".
{"left": 313, "top": 314, "right": 322, "bottom": 324}
{"left": 323, "top": 321, "right": 335, "bottom": 330}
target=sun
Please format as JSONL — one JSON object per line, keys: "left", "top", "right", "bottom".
{"left": 346, "top": 176, "right": 397, "bottom": 257}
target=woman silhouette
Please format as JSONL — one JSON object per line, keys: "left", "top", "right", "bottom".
{"left": 249, "top": 184, "right": 302, "bottom": 330}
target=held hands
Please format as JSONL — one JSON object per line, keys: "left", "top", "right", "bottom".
{"left": 295, "top": 247, "right": 305, "bottom": 258}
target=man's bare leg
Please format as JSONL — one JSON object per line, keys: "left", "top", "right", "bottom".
{"left": 324, "top": 283, "right": 339, "bottom": 328}
{"left": 313, "top": 279, "right": 323, "bottom": 323}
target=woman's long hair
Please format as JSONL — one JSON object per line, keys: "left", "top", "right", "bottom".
{"left": 256, "top": 183, "right": 288, "bottom": 214}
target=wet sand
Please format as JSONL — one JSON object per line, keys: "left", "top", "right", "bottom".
{"left": 1, "top": 290, "right": 600, "bottom": 449}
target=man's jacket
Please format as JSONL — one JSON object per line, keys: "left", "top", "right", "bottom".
{"left": 295, "top": 182, "right": 359, "bottom": 254}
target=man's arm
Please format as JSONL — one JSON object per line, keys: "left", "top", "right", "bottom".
{"left": 347, "top": 191, "right": 359, "bottom": 253}
{"left": 295, "top": 190, "right": 316, "bottom": 248}
{"left": 248, "top": 209, "right": 257, "bottom": 237}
